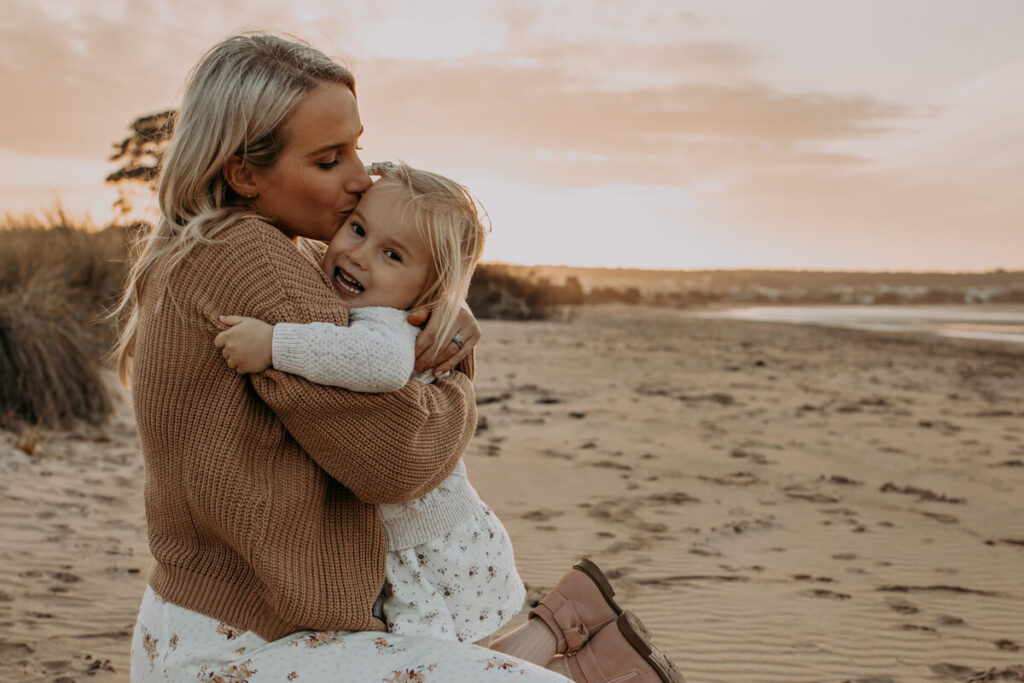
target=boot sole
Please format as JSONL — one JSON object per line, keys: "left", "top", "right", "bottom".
{"left": 617, "top": 611, "right": 685, "bottom": 683}
{"left": 573, "top": 557, "right": 624, "bottom": 618}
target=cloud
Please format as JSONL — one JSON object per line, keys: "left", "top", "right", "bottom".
{"left": 357, "top": 54, "right": 912, "bottom": 187}
{"left": 0, "top": 1, "right": 212, "bottom": 158}
{"left": 3, "top": 0, "right": 914, "bottom": 182}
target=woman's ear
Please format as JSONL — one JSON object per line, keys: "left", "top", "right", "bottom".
{"left": 222, "top": 155, "right": 260, "bottom": 199}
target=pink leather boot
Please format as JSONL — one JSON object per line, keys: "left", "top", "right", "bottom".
{"left": 562, "top": 611, "right": 685, "bottom": 683}
{"left": 529, "top": 558, "right": 623, "bottom": 655}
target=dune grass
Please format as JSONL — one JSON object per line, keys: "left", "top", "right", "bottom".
{"left": 0, "top": 210, "right": 135, "bottom": 428}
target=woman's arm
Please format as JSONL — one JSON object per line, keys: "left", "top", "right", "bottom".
{"left": 409, "top": 301, "right": 481, "bottom": 376}
{"left": 252, "top": 368, "right": 475, "bottom": 504}
{"left": 202, "top": 219, "right": 474, "bottom": 504}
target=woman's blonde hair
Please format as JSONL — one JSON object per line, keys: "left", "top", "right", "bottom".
{"left": 376, "top": 164, "right": 489, "bottom": 362}
{"left": 112, "top": 34, "right": 355, "bottom": 384}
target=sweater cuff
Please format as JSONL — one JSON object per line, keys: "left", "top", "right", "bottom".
{"left": 272, "top": 323, "right": 311, "bottom": 376}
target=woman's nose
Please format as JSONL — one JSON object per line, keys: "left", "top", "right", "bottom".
{"left": 344, "top": 155, "right": 373, "bottom": 194}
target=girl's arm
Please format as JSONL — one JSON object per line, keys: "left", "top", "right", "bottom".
{"left": 273, "top": 307, "right": 417, "bottom": 392}
{"left": 216, "top": 308, "right": 417, "bottom": 392}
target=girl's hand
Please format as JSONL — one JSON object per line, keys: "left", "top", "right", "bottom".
{"left": 214, "top": 315, "right": 274, "bottom": 374}
{"left": 409, "top": 301, "right": 481, "bottom": 375}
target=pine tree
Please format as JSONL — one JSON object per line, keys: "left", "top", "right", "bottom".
{"left": 105, "top": 109, "right": 177, "bottom": 218}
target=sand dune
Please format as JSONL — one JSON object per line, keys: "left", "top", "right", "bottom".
{"left": 2, "top": 306, "right": 1022, "bottom": 682}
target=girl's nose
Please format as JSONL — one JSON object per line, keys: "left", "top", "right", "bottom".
{"left": 348, "top": 243, "right": 369, "bottom": 270}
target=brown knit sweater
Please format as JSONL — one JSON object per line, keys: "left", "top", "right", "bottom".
{"left": 132, "top": 217, "right": 476, "bottom": 640}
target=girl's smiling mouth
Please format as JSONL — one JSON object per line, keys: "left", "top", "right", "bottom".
{"left": 333, "top": 266, "right": 365, "bottom": 296}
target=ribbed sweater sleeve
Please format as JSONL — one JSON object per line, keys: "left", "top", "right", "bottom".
{"left": 272, "top": 307, "right": 418, "bottom": 393}
{"left": 193, "top": 218, "right": 475, "bottom": 505}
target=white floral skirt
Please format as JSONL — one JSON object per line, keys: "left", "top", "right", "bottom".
{"left": 131, "top": 586, "right": 568, "bottom": 682}
{"left": 383, "top": 504, "right": 526, "bottom": 643}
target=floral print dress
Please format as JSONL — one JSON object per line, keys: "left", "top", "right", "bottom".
{"left": 131, "top": 587, "right": 570, "bottom": 682}
{"left": 380, "top": 470, "right": 526, "bottom": 644}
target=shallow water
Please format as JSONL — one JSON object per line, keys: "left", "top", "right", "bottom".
{"left": 695, "top": 304, "right": 1024, "bottom": 345}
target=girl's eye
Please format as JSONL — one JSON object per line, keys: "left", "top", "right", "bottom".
{"left": 351, "top": 222, "right": 365, "bottom": 237}
{"left": 317, "top": 159, "right": 339, "bottom": 170}
{"left": 384, "top": 249, "right": 402, "bottom": 263}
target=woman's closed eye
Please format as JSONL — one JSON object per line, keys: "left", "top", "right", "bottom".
{"left": 318, "top": 145, "right": 362, "bottom": 169}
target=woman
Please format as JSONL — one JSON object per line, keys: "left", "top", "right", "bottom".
{"left": 118, "top": 33, "right": 680, "bottom": 682}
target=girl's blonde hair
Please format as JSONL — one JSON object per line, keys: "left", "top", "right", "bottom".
{"left": 112, "top": 34, "right": 355, "bottom": 385}
{"left": 376, "top": 164, "right": 488, "bottom": 363}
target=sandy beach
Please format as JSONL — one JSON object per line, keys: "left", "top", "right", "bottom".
{"left": 2, "top": 305, "right": 1022, "bottom": 682}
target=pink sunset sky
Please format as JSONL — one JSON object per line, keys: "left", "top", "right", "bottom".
{"left": 2, "top": 0, "right": 1022, "bottom": 270}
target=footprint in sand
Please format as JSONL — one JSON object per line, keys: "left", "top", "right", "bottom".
{"left": 880, "top": 482, "right": 965, "bottom": 504}
{"left": 821, "top": 474, "right": 863, "bottom": 486}
{"left": 885, "top": 597, "right": 919, "bottom": 614}
{"left": 782, "top": 484, "right": 840, "bottom": 504}
{"left": 802, "top": 588, "right": 851, "bottom": 600}
{"left": 646, "top": 492, "right": 700, "bottom": 505}
{"left": 50, "top": 571, "right": 80, "bottom": 584}
{"left": 590, "top": 460, "right": 631, "bottom": 471}
{"left": 542, "top": 449, "right": 573, "bottom": 461}
{"left": 793, "top": 574, "right": 835, "bottom": 583}
{"left": 730, "top": 447, "right": 774, "bottom": 465}
{"left": 698, "top": 471, "right": 760, "bottom": 486}
{"left": 521, "top": 509, "right": 564, "bottom": 521}
{"left": 984, "top": 537, "right": 1024, "bottom": 547}
{"left": 994, "top": 459, "right": 1024, "bottom": 467}
{"left": 917, "top": 510, "right": 959, "bottom": 524}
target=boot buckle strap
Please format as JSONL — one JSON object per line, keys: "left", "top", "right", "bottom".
{"left": 553, "top": 603, "right": 589, "bottom": 654}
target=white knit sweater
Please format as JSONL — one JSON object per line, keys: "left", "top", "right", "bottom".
{"left": 272, "top": 306, "right": 480, "bottom": 550}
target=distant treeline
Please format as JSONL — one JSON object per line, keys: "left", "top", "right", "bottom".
{"left": 470, "top": 264, "right": 1024, "bottom": 317}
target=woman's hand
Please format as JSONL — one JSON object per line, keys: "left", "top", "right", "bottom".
{"left": 409, "top": 301, "right": 481, "bottom": 375}
{"left": 214, "top": 315, "right": 274, "bottom": 374}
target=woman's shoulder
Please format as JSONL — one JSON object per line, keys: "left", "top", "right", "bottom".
{"left": 219, "top": 216, "right": 294, "bottom": 254}
{"left": 188, "top": 216, "right": 321, "bottom": 281}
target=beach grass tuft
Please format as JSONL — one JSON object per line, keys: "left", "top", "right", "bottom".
{"left": 0, "top": 213, "right": 133, "bottom": 428}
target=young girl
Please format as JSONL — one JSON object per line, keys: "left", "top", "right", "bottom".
{"left": 214, "top": 162, "right": 525, "bottom": 644}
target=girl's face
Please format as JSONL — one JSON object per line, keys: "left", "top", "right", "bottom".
{"left": 321, "top": 182, "right": 433, "bottom": 311}
{"left": 249, "top": 82, "right": 372, "bottom": 242}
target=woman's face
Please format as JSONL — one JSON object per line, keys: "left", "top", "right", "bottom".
{"left": 249, "top": 82, "right": 372, "bottom": 242}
